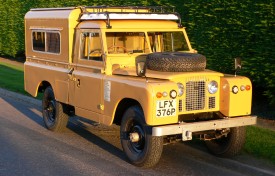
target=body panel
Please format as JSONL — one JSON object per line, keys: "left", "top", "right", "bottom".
{"left": 220, "top": 75, "right": 252, "bottom": 116}
{"left": 23, "top": 6, "right": 256, "bottom": 168}
{"left": 24, "top": 6, "right": 255, "bottom": 128}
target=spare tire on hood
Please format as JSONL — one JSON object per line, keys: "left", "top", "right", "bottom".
{"left": 146, "top": 52, "right": 206, "bottom": 72}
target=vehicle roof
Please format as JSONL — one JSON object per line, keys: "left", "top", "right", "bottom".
{"left": 25, "top": 6, "right": 183, "bottom": 29}
{"left": 25, "top": 8, "right": 76, "bottom": 20}
{"left": 78, "top": 20, "right": 181, "bottom": 29}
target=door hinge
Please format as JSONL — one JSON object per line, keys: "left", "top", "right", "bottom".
{"left": 68, "top": 75, "right": 77, "bottom": 81}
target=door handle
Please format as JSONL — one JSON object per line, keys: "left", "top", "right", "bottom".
{"left": 77, "top": 79, "right": 80, "bottom": 87}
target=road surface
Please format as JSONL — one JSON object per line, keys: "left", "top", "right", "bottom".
{"left": 0, "top": 89, "right": 274, "bottom": 176}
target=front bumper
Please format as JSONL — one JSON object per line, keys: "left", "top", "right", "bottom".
{"left": 152, "top": 115, "right": 257, "bottom": 141}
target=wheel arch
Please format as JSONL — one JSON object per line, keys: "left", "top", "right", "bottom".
{"left": 26, "top": 80, "right": 52, "bottom": 97}
{"left": 38, "top": 81, "right": 52, "bottom": 93}
{"left": 113, "top": 98, "right": 142, "bottom": 126}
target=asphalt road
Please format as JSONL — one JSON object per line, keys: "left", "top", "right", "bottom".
{"left": 0, "top": 89, "right": 275, "bottom": 176}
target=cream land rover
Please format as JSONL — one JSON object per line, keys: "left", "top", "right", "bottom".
{"left": 24, "top": 6, "right": 256, "bottom": 167}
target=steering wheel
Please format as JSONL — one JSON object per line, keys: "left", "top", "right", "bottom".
{"left": 89, "top": 49, "right": 101, "bottom": 54}
{"left": 108, "top": 45, "right": 127, "bottom": 53}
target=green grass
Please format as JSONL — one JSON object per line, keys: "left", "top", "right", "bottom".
{"left": 0, "top": 61, "right": 275, "bottom": 164}
{"left": 245, "top": 126, "right": 275, "bottom": 164}
{"left": 0, "top": 62, "right": 26, "bottom": 95}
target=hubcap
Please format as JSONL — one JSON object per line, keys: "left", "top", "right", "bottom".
{"left": 129, "top": 132, "right": 140, "bottom": 143}
{"left": 45, "top": 100, "right": 56, "bottom": 123}
{"left": 129, "top": 124, "right": 145, "bottom": 153}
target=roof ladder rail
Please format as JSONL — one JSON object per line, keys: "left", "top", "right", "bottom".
{"left": 105, "top": 12, "right": 112, "bottom": 29}
{"left": 175, "top": 12, "right": 183, "bottom": 28}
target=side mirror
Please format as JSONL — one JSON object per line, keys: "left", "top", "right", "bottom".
{"left": 234, "top": 57, "right": 242, "bottom": 76}
{"left": 136, "top": 62, "right": 146, "bottom": 77}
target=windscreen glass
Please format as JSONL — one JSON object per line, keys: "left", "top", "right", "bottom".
{"left": 106, "top": 32, "right": 150, "bottom": 54}
{"left": 148, "top": 32, "right": 189, "bottom": 52}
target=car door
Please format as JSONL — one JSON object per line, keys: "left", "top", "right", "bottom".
{"left": 71, "top": 30, "right": 104, "bottom": 114}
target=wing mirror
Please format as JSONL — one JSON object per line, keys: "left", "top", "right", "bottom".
{"left": 136, "top": 62, "right": 146, "bottom": 77}
{"left": 234, "top": 57, "right": 242, "bottom": 76}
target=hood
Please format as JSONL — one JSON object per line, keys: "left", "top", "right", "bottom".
{"left": 112, "top": 67, "right": 224, "bottom": 80}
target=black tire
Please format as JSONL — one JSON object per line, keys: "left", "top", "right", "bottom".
{"left": 205, "top": 127, "right": 246, "bottom": 157}
{"left": 120, "top": 106, "right": 163, "bottom": 168}
{"left": 42, "top": 86, "right": 69, "bottom": 132}
{"left": 146, "top": 52, "right": 206, "bottom": 72}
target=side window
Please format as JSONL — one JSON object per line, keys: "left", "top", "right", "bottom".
{"left": 32, "top": 31, "right": 60, "bottom": 54}
{"left": 32, "top": 32, "right": 45, "bottom": 51}
{"left": 80, "top": 32, "right": 102, "bottom": 61}
{"left": 47, "top": 32, "right": 60, "bottom": 53}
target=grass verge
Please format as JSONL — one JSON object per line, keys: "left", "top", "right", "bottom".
{"left": 0, "top": 62, "right": 26, "bottom": 95}
{"left": 245, "top": 125, "right": 275, "bottom": 164}
{"left": 1, "top": 60, "right": 275, "bottom": 164}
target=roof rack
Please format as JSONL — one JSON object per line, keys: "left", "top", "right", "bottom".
{"left": 82, "top": 6, "right": 175, "bottom": 13}
{"left": 77, "top": 6, "right": 183, "bottom": 29}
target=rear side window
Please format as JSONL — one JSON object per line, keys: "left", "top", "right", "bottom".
{"left": 32, "top": 31, "right": 61, "bottom": 54}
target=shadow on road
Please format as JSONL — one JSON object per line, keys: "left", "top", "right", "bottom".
{"left": 67, "top": 117, "right": 127, "bottom": 162}
{"left": 2, "top": 97, "right": 44, "bottom": 128}
{"left": 3, "top": 95, "right": 127, "bottom": 163}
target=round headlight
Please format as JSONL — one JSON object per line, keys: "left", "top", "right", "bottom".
{"left": 177, "top": 83, "right": 184, "bottom": 97}
{"left": 208, "top": 81, "right": 218, "bottom": 94}
{"left": 170, "top": 90, "right": 177, "bottom": 99}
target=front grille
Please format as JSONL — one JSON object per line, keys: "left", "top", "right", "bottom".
{"left": 186, "top": 81, "right": 205, "bottom": 111}
{"left": 209, "top": 97, "right": 216, "bottom": 109}
{"left": 179, "top": 99, "right": 183, "bottom": 112}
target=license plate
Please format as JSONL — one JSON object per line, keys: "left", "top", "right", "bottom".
{"left": 156, "top": 100, "right": 177, "bottom": 117}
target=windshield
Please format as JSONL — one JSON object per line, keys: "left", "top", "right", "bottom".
{"left": 148, "top": 32, "right": 189, "bottom": 52}
{"left": 106, "top": 31, "right": 190, "bottom": 54}
{"left": 106, "top": 32, "right": 150, "bottom": 54}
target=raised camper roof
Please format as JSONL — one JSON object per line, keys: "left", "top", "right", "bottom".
{"left": 29, "top": 6, "right": 183, "bottom": 28}
{"left": 25, "top": 6, "right": 184, "bottom": 63}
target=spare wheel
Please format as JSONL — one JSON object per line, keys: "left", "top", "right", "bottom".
{"left": 146, "top": 52, "right": 206, "bottom": 72}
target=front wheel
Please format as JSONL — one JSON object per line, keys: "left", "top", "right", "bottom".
{"left": 205, "top": 127, "right": 246, "bottom": 157}
{"left": 120, "top": 106, "right": 163, "bottom": 168}
{"left": 42, "top": 86, "right": 69, "bottom": 132}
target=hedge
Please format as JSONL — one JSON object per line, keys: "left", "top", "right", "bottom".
{"left": 0, "top": 0, "right": 274, "bottom": 104}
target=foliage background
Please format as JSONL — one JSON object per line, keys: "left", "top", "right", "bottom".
{"left": 0, "top": 0, "right": 274, "bottom": 105}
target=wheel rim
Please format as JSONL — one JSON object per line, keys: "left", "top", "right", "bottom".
{"left": 128, "top": 120, "right": 145, "bottom": 154}
{"left": 44, "top": 100, "right": 56, "bottom": 124}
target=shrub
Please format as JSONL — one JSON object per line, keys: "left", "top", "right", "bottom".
{"left": 0, "top": 0, "right": 274, "bottom": 104}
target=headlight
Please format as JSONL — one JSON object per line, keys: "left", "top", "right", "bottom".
{"left": 177, "top": 83, "right": 184, "bottom": 97}
{"left": 208, "top": 81, "right": 218, "bottom": 94}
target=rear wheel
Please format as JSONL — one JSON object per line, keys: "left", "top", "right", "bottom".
{"left": 120, "top": 106, "right": 163, "bottom": 168}
{"left": 205, "top": 127, "right": 246, "bottom": 157}
{"left": 42, "top": 86, "right": 69, "bottom": 132}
